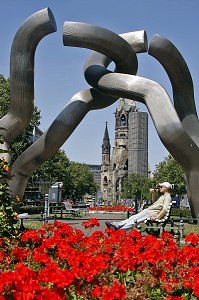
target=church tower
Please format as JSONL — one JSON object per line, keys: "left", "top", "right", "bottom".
{"left": 101, "top": 122, "right": 111, "bottom": 202}
{"left": 100, "top": 98, "right": 148, "bottom": 205}
{"left": 102, "top": 122, "right": 110, "bottom": 165}
{"left": 110, "top": 99, "right": 136, "bottom": 203}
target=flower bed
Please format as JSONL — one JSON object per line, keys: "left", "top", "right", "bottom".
{"left": 0, "top": 219, "right": 199, "bottom": 299}
{"left": 89, "top": 205, "right": 134, "bottom": 212}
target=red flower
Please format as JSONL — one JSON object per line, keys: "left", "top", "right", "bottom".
{"left": 81, "top": 218, "right": 100, "bottom": 229}
{"left": 1, "top": 219, "right": 199, "bottom": 299}
{"left": 92, "top": 285, "right": 102, "bottom": 298}
{"left": 12, "top": 247, "right": 29, "bottom": 261}
{"left": 101, "top": 280, "right": 126, "bottom": 300}
{"left": 0, "top": 250, "right": 4, "bottom": 262}
{"left": 37, "top": 288, "right": 64, "bottom": 300}
{"left": 21, "top": 230, "right": 42, "bottom": 244}
{"left": 185, "top": 232, "right": 199, "bottom": 246}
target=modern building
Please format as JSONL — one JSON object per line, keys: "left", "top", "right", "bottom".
{"left": 101, "top": 98, "right": 148, "bottom": 204}
{"left": 87, "top": 164, "right": 101, "bottom": 188}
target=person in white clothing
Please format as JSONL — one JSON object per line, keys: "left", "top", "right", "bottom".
{"left": 105, "top": 182, "right": 172, "bottom": 231}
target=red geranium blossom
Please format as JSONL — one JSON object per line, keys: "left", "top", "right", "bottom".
{"left": 81, "top": 218, "right": 100, "bottom": 229}
{"left": 1, "top": 220, "right": 199, "bottom": 299}
{"left": 184, "top": 232, "right": 199, "bottom": 246}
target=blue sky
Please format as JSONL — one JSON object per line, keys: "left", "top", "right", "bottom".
{"left": 0, "top": 0, "right": 199, "bottom": 172}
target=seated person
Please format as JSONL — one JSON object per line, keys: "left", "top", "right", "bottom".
{"left": 105, "top": 182, "right": 172, "bottom": 231}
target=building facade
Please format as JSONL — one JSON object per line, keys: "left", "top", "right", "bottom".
{"left": 101, "top": 98, "right": 148, "bottom": 204}
{"left": 87, "top": 164, "right": 101, "bottom": 189}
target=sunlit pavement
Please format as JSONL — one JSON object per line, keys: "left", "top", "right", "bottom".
{"left": 56, "top": 212, "right": 128, "bottom": 234}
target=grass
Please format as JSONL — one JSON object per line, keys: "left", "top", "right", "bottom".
{"left": 22, "top": 220, "right": 42, "bottom": 231}
{"left": 21, "top": 213, "right": 81, "bottom": 231}
{"left": 183, "top": 222, "right": 199, "bottom": 236}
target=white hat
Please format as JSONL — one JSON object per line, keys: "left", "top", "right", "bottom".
{"left": 159, "top": 182, "right": 172, "bottom": 189}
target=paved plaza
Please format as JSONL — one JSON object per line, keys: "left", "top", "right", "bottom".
{"left": 56, "top": 212, "right": 128, "bottom": 234}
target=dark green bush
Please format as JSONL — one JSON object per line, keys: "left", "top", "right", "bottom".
{"left": 171, "top": 208, "right": 192, "bottom": 218}
{"left": 19, "top": 206, "right": 43, "bottom": 215}
{"left": 19, "top": 204, "right": 65, "bottom": 214}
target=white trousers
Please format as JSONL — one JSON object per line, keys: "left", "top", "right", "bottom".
{"left": 113, "top": 209, "right": 151, "bottom": 230}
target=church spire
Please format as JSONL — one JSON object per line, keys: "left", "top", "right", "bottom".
{"left": 102, "top": 122, "right": 111, "bottom": 165}
{"left": 102, "top": 122, "right": 110, "bottom": 153}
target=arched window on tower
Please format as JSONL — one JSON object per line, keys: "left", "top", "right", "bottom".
{"left": 120, "top": 114, "right": 126, "bottom": 126}
{"left": 103, "top": 176, "right": 108, "bottom": 185}
{"left": 124, "top": 159, "right": 128, "bottom": 170}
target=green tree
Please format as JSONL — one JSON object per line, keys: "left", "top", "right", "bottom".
{"left": 122, "top": 172, "right": 152, "bottom": 201}
{"left": 0, "top": 74, "right": 41, "bottom": 163}
{"left": 10, "top": 107, "right": 41, "bottom": 163}
{"left": 30, "top": 155, "right": 97, "bottom": 202}
{"left": 0, "top": 75, "right": 10, "bottom": 117}
{"left": 65, "top": 162, "right": 97, "bottom": 201}
{"left": 153, "top": 154, "right": 186, "bottom": 196}
{"left": 30, "top": 149, "right": 70, "bottom": 195}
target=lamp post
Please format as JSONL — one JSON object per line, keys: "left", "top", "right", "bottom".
{"left": 44, "top": 194, "right": 49, "bottom": 223}
{"left": 134, "top": 189, "right": 140, "bottom": 214}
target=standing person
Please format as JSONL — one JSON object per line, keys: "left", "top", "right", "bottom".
{"left": 105, "top": 182, "right": 172, "bottom": 231}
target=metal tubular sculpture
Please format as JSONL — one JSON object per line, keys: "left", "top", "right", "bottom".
{"left": 1, "top": 8, "right": 199, "bottom": 217}
{"left": 148, "top": 34, "right": 199, "bottom": 144}
{"left": 62, "top": 22, "right": 199, "bottom": 217}
{"left": 9, "top": 22, "right": 147, "bottom": 200}
{"left": 0, "top": 8, "right": 57, "bottom": 161}
{"left": 148, "top": 35, "right": 199, "bottom": 217}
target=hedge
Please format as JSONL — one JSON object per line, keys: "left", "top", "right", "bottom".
{"left": 19, "top": 206, "right": 43, "bottom": 215}
{"left": 171, "top": 208, "right": 192, "bottom": 218}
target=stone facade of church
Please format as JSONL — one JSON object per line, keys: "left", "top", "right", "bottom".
{"left": 101, "top": 98, "right": 148, "bottom": 204}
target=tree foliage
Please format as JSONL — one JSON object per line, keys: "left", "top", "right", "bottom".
{"left": 153, "top": 154, "right": 186, "bottom": 196}
{"left": 33, "top": 156, "right": 97, "bottom": 201}
{"left": 30, "top": 149, "right": 70, "bottom": 196}
{"left": 64, "top": 162, "right": 98, "bottom": 201}
{"left": 0, "top": 74, "right": 42, "bottom": 163}
{"left": 121, "top": 155, "right": 186, "bottom": 205}
{"left": 0, "top": 75, "right": 10, "bottom": 118}
{"left": 122, "top": 172, "right": 152, "bottom": 201}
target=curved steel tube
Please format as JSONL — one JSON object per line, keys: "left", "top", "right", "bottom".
{"left": 63, "top": 22, "right": 138, "bottom": 75}
{"left": 149, "top": 34, "right": 199, "bottom": 147}
{"left": 9, "top": 26, "right": 147, "bottom": 200}
{"left": 97, "top": 73, "right": 197, "bottom": 165}
{"left": 0, "top": 8, "right": 57, "bottom": 160}
{"left": 86, "top": 71, "right": 199, "bottom": 217}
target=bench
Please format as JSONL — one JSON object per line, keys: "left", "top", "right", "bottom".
{"left": 135, "top": 201, "right": 178, "bottom": 236}
{"left": 52, "top": 202, "right": 80, "bottom": 218}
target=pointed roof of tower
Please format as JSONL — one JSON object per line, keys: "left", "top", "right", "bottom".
{"left": 103, "top": 121, "right": 110, "bottom": 142}
{"left": 102, "top": 122, "right": 111, "bottom": 152}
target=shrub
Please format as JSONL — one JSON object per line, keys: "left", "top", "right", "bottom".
{"left": 0, "top": 134, "right": 20, "bottom": 238}
{"left": 171, "top": 208, "right": 192, "bottom": 218}
{"left": 19, "top": 206, "right": 43, "bottom": 215}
